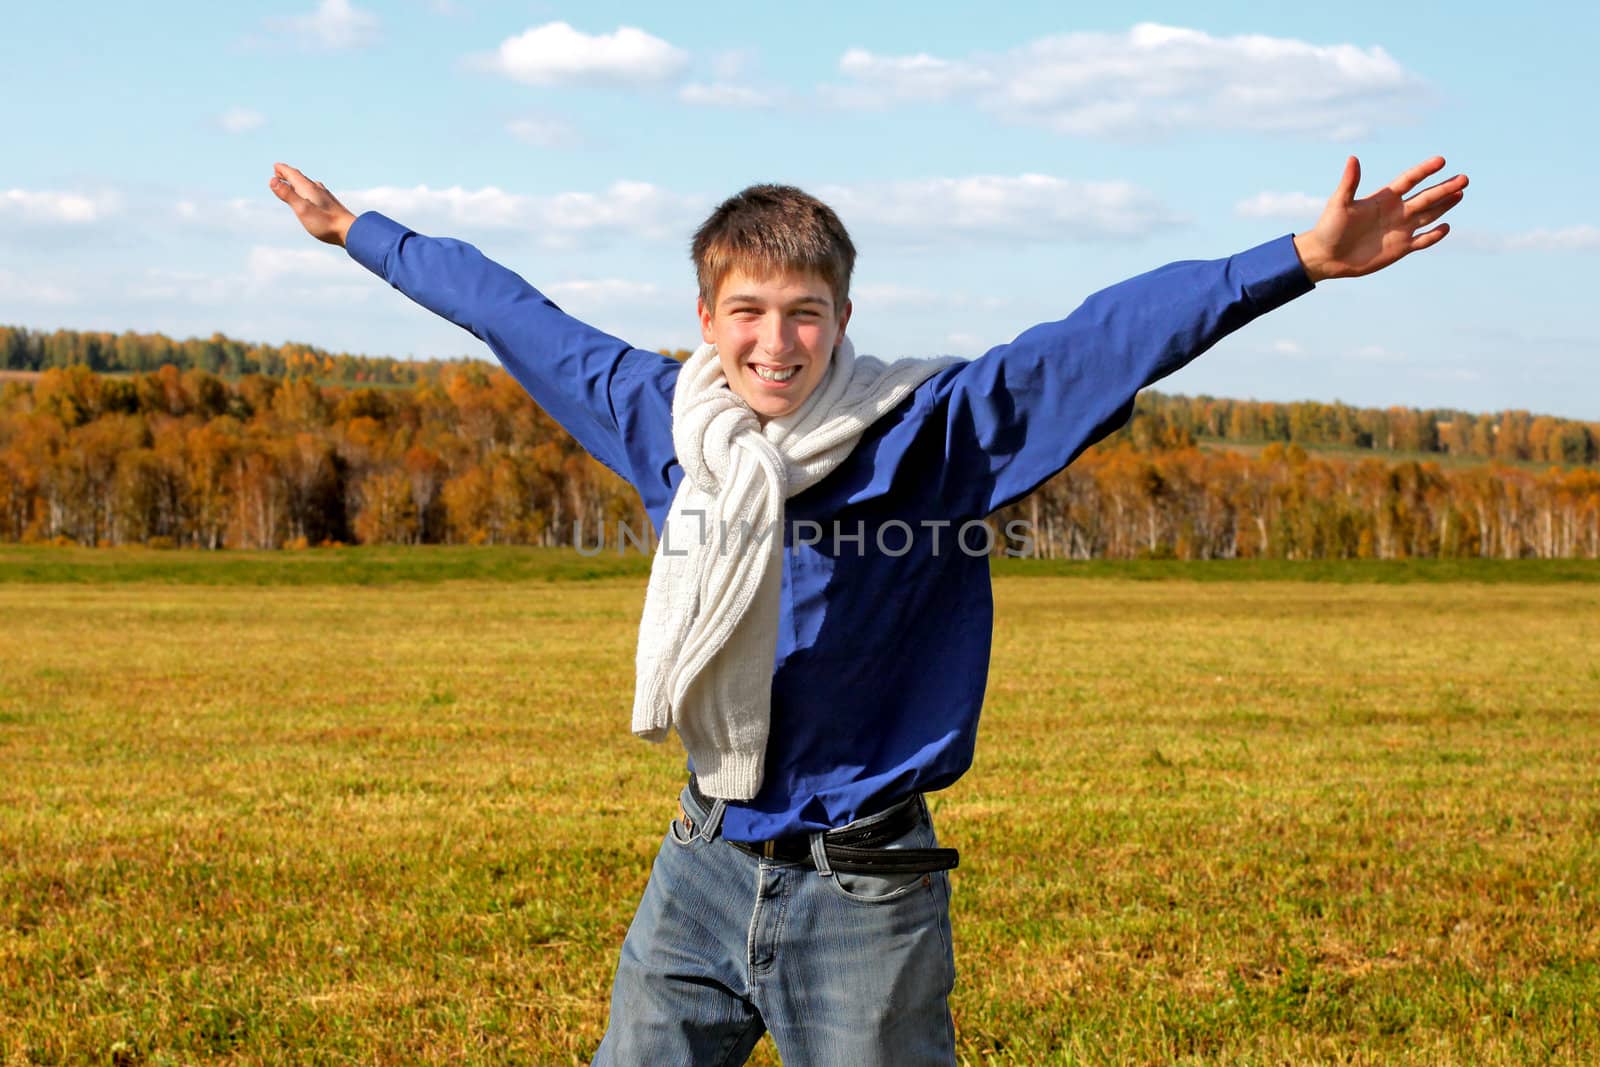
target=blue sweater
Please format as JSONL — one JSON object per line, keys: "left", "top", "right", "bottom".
{"left": 346, "top": 212, "right": 1313, "bottom": 841}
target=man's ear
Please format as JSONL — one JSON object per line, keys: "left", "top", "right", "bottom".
{"left": 836, "top": 298, "right": 853, "bottom": 340}
{"left": 697, "top": 296, "right": 716, "bottom": 345}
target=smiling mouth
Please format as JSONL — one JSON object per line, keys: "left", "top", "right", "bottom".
{"left": 751, "top": 365, "right": 799, "bottom": 383}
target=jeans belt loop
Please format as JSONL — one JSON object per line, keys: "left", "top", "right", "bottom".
{"left": 699, "top": 798, "right": 727, "bottom": 843}
{"left": 808, "top": 831, "right": 833, "bottom": 877}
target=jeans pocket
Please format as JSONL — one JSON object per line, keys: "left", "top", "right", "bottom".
{"left": 827, "top": 866, "right": 933, "bottom": 904}
{"left": 822, "top": 798, "right": 940, "bottom": 905}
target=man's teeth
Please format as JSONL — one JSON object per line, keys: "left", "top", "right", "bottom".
{"left": 754, "top": 365, "right": 798, "bottom": 382}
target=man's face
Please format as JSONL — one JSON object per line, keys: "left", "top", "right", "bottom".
{"left": 698, "top": 268, "right": 852, "bottom": 425}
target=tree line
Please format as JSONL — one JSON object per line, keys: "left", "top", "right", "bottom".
{"left": 10, "top": 323, "right": 1598, "bottom": 466}
{"left": 0, "top": 364, "right": 639, "bottom": 550}
{"left": 1, "top": 362, "right": 1595, "bottom": 558}
{"left": 992, "top": 443, "right": 1600, "bottom": 561}
{"left": 0, "top": 324, "right": 452, "bottom": 385}
{"left": 1103, "top": 394, "right": 1600, "bottom": 467}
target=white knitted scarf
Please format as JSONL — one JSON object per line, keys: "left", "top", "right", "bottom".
{"left": 630, "top": 337, "right": 960, "bottom": 800}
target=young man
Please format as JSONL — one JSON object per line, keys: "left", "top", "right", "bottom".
{"left": 271, "top": 156, "right": 1466, "bottom": 1064}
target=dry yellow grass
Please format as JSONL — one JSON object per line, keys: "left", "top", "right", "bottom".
{"left": 1, "top": 567, "right": 1597, "bottom": 1064}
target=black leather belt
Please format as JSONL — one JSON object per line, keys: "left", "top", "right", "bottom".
{"left": 687, "top": 775, "right": 959, "bottom": 874}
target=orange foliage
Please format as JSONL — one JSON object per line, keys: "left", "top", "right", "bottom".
{"left": 1, "top": 364, "right": 1596, "bottom": 557}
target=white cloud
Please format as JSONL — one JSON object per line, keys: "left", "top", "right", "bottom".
{"left": 247, "top": 245, "right": 360, "bottom": 283}
{"left": 170, "top": 172, "right": 1168, "bottom": 256}
{"left": 1457, "top": 225, "right": 1600, "bottom": 252}
{"left": 506, "top": 115, "right": 581, "bottom": 148}
{"left": 346, "top": 181, "right": 707, "bottom": 246}
{"left": 944, "top": 332, "right": 986, "bottom": 355}
{"left": 677, "top": 51, "right": 783, "bottom": 108}
{"left": 166, "top": 181, "right": 704, "bottom": 247}
{"left": 817, "top": 174, "right": 1180, "bottom": 243}
{"left": 679, "top": 83, "right": 775, "bottom": 108}
{"left": 127, "top": 269, "right": 237, "bottom": 307}
{"left": 1418, "top": 367, "right": 1484, "bottom": 383}
{"left": 852, "top": 284, "right": 1010, "bottom": 312}
{"left": 347, "top": 185, "right": 528, "bottom": 228}
{"left": 711, "top": 49, "right": 755, "bottom": 82}
{"left": 1235, "top": 191, "right": 1323, "bottom": 219}
{"left": 128, "top": 260, "right": 373, "bottom": 309}
{"left": 828, "top": 49, "right": 993, "bottom": 107}
{"left": 217, "top": 107, "right": 266, "bottom": 134}
{"left": 1497, "top": 225, "right": 1600, "bottom": 251}
{"left": 826, "top": 23, "right": 1425, "bottom": 139}
{"left": 500, "top": 182, "right": 703, "bottom": 242}
{"left": 266, "top": 0, "right": 379, "bottom": 50}
{"left": 483, "top": 22, "right": 688, "bottom": 87}
{"left": 1351, "top": 344, "right": 1405, "bottom": 363}
{"left": 0, "top": 188, "right": 120, "bottom": 224}
{"left": 543, "top": 279, "right": 669, "bottom": 317}
{"left": 1269, "top": 339, "right": 1304, "bottom": 355}
{"left": 853, "top": 284, "right": 946, "bottom": 308}
{"left": 173, "top": 196, "right": 279, "bottom": 234}
{"left": 0, "top": 269, "right": 76, "bottom": 305}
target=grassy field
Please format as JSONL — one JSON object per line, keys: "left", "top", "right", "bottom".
{"left": 1, "top": 548, "right": 1597, "bottom": 1064}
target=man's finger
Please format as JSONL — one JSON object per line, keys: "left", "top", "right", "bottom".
{"left": 1404, "top": 174, "right": 1468, "bottom": 215}
{"left": 1332, "top": 155, "right": 1360, "bottom": 205}
{"left": 268, "top": 175, "right": 301, "bottom": 204}
{"left": 273, "top": 162, "right": 317, "bottom": 199}
{"left": 1387, "top": 156, "right": 1446, "bottom": 197}
{"left": 1411, "top": 192, "right": 1464, "bottom": 231}
{"left": 1408, "top": 223, "right": 1450, "bottom": 252}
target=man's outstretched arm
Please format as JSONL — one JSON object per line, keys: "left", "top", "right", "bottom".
{"left": 268, "top": 163, "right": 680, "bottom": 510}
{"left": 925, "top": 155, "right": 1469, "bottom": 520}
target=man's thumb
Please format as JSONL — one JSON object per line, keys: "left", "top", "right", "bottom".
{"left": 1333, "top": 156, "right": 1361, "bottom": 204}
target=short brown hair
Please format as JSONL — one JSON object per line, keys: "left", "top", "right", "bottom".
{"left": 691, "top": 184, "right": 856, "bottom": 313}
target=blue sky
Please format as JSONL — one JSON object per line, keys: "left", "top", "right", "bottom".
{"left": 3, "top": 1, "right": 1596, "bottom": 418}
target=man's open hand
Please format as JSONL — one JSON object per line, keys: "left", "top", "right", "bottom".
{"left": 269, "top": 162, "right": 357, "bottom": 246}
{"left": 1292, "top": 156, "right": 1468, "bottom": 283}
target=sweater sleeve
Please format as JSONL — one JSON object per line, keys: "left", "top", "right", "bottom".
{"left": 344, "top": 212, "right": 680, "bottom": 506}
{"left": 928, "top": 234, "right": 1314, "bottom": 518}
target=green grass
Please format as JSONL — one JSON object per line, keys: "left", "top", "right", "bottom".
{"left": 4, "top": 544, "right": 1597, "bottom": 586}
{"left": 2, "top": 553, "right": 1598, "bottom": 1064}
{"left": 0, "top": 544, "right": 653, "bottom": 585}
{"left": 990, "top": 557, "right": 1600, "bottom": 583}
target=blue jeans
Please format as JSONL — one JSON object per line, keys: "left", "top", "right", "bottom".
{"left": 592, "top": 782, "right": 957, "bottom": 1065}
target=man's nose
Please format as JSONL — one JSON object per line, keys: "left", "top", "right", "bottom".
{"left": 760, "top": 314, "right": 792, "bottom": 356}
